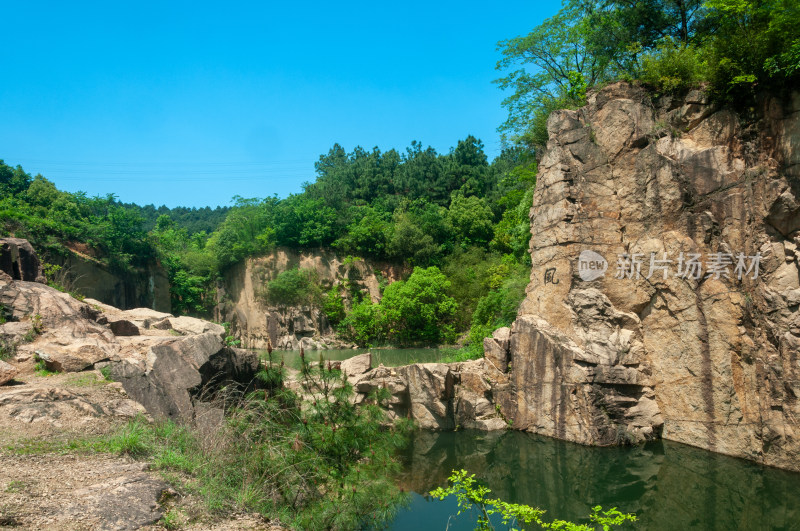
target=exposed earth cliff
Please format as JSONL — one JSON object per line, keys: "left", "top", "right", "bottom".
{"left": 215, "top": 249, "right": 404, "bottom": 350}
{"left": 495, "top": 82, "right": 800, "bottom": 471}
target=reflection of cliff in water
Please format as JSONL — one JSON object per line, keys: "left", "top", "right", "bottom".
{"left": 395, "top": 430, "right": 800, "bottom": 530}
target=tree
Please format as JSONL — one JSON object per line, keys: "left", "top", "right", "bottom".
{"left": 495, "top": 2, "right": 608, "bottom": 147}
{"left": 380, "top": 266, "right": 457, "bottom": 344}
{"left": 448, "top": 193, "right": 494, "bottom": 248}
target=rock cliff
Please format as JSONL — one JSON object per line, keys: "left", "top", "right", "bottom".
{"left": 55, "top": 245, "right": 171, "bottom": 313}
{"left": 215, "top": 248, "right": 403, "bottom": 350}
{"left": 496, "top": 82, "right": 800, "bottom": 471}
{"left": 0, "top": 265, "right": 259, "bottom": 425}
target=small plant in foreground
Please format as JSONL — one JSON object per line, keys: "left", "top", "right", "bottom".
{"left": 22, "top": 314, "right": 43, "bottom": 343}
{"left": 33, "top": 357, "right": 59, "bottom": 377}
{"left": 431, "top": 469, "right": 637, "bottom": 530}
{"left": 91, "top": 347, "right": 412, "bottom": 530}
{"left": 221, "top": 322, "right": 241, "bottom": 347}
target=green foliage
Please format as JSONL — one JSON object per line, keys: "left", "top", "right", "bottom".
{"left": 0, "top": 338, "right": 15, "bottom": 361}
{"left": 495, "top": 1, "right": 603, "bottom": 148}
{"left": 262, "top": 268, "right": 322, "bottom": 307}
{"left": 448, "top": 194, "right": 494, "bottom": 248}
{"left": 93, "top": 355, "right": 411, "bottom": 530}
{"left": 639, "top": 38, "right": 709, "bottom": 93}
{"left": 221, "top": 322, "right": 241, "bottom": 347}
{"left": 33, "top": 358, "right": 59, "bottom": 377}
{"left": 380, "top": 267, "right": 457, "bottom": 345}
{"left": 338, "top": 299, "right": 387, "bottom": 346}
{"left": 99, "top": 366, "right": 114, "bottom": 382}
{"left": 22, "top": 314, "right": 43, "bottom": 343}
{"left": 322, "top": 288, "right": 346, "bottom": 326}
{"left": 704, "top": 0, "right": 800, "bottom": 97}
{"left": 431, "top": 469, "right": 637, "bottom": 530}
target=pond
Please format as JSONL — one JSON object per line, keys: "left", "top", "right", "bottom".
{"left": 261, "top": 347, "right": 458, "bottom": 370}
{"left": 262, "top": 348, "right": 800, "bottom": 529}
{"left": 387, "top": 430, "right": 800, "bottom": 530}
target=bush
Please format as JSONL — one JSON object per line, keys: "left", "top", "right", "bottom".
{"left": 380, "top": 266, "right": 457, "bottom": 345}
{"left": 639, "top": 39, "right": 708, "bottom": 94}
{"left": 262, "top": 268, "right": 322, "bottom": 307}
{"left": 338, "top": 299, "right": 387, "bottom": 346}
{"left": 96, "top": 356, "right": 412, "bottom": 530}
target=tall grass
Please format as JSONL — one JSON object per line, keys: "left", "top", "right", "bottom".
{"left": 97, "top": 356, "right": 412, "bottom": 529}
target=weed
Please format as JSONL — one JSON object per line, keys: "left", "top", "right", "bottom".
{"left": 159, "top": 507, "right": 185, "bottom": 530}
{"left": 0, "top": 338, "right": 16, "bottom": 361}
{"left": 22, "top": 314, "right": 43, "bottom": 343}
{"left": 5, "top": 480, "right": 25, "bottom": 493}
{"left": 33, "top": 358, "right": 59, "bottom": 377}
{"left": 67, "top": 373, "right": 105, "bottom": 387}
{"left": 86, "top": 355, "right": 413, "bottom": 530}
{"left": 99, "top": 366, "right": 114, "bottom": 382}
{"left": 43, "top": 263, "right": 86, "bottom": 302}
{"left": 221, "top": 322, "right": 241, "bottom": 347}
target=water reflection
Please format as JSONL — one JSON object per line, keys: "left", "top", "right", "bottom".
{"left": 391, "top": 430, "right": 800, "bottom": 530}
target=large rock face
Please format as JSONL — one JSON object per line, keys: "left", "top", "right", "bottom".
{"left": 55, "top": 247, "right": 171, "bottom": 313}
{"left": 1, "top": 265, "right": 259, "bottom": 424}
{"left": 343, "top": 354, "right": 509, "bottom": 431}
{"left": 0, "top": 238, "right": 46, "bottom": 283}
{"left": 499, "top": 82, "right": 800, "bottom": 471}
{"left": 216, "top": 248, "right": 404, "bottom": 350}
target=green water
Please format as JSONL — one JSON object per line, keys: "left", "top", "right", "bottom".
{"left": 389, "top": 430, "right": 800, "bottom": 530}
{"left": 261, "top": 347, "right": 458, "bottom": 369}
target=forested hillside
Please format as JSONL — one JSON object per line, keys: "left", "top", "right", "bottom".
{"left": 0, "top": 137, "right": 537, "bottom": 352}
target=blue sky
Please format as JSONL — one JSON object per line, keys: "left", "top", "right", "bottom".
{"left": 1, "top": 1, "right": 561, "bottom": 208}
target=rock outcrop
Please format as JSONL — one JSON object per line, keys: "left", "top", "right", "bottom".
{"left": 216, "top": 248, "right": 404, "bottom": 350}
{"left": 497, "top": 82, "right": 800, "bottom": 471}
{"left": 0, "top": 261, "right": 260, "bottom": 425}
{"left": 0, "top": 238, "right": 46, "bottom": 283}
{"left": 54, "top": 246, "right": 171, "bottom": 313}
{"left": 342, "top": 353, "right": 509, "bottom": 431}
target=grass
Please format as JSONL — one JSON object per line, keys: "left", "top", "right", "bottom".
{"left": 66, "top": 373, "right": 107, "bottom": 387}
{"left": 3, "top": 361, "right": 414, "bottom": 529}
{"left": 0, "top": 338, "right": 15, "bottom": 361}
{"left": 4, "top": 480, "right": 25, "bottom": 493}
{"left": 33, "top": 359, "right": 59, "bottom": 377}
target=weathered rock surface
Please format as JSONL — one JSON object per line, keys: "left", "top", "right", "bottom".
{"left": 0, "top": 359, "right": 18, "bottom": 385}
{"left": 0, "top": 386, "right": 145, "bottom": 424}
{"left": 54, "top": 244, "right": 171, "bottom": 312}
{"left": 0, "top": 259, "right": 261, "bottom": 422}
{"left": 0, "top": 455, "right": 169, "bottom": 530}
{"left": 499, "top": 82, "right": 800, "bottom": 471}
{"left": 343, "top": 354, "right": 509, "bottom": 431}
{"left": 216, "top": 249, "right": 404, "bottom": 350}
{"left": 0, "top": 237, "right": 46, "bottom": 283}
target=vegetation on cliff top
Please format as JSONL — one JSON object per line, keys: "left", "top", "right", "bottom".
{"left": 496, "top": 0, "right": 799, "bottom": 149}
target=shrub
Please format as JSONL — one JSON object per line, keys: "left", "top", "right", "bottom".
{"left": 95, "top": 354, "right": 412, "bottom": 530}
{"left": 262, "top": 268, "right": 321, "bottom": 307}
{"left": 639, "top": 39, "right": 708, "bottom": 94}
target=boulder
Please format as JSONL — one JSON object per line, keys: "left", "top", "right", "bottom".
{"left": 0, "top": 359, "right": 18, "bottom": 385}
{"left": 483, "top": 327, "right": 511, "bottom": 372}
{"left": 0, "top": 387, "right": 146, "bottom": 423}
{"left": 167, "top": 315, "right": 225, "bottom": 337}
{"left": 340, "top": 352, "right": 372, "bottom": 382}
{"left": 111, "top": 334, "right": 260, "bottom": 423}
{"left": 0, "top": 238, "right": 45, "bottom": 283}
